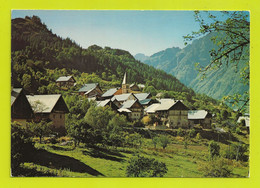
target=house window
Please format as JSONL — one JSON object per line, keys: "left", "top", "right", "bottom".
{"left": 60, "top": 114, "right": 62, "bottom": 119}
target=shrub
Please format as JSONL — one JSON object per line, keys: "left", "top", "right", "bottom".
{"left": 158, "top": 135, "right": 171, "bottom": 149}
{"left": 188, "top": 128, "right": 196, "bottom": 138}
{"left": 27, "top": 120, "right": 52, "bottom": 143}
{"left": 235, "top": 127, "right": 242, "bottom": 134}
{"left": 142, "top": 116, "right": 151, "bottom": 126}
{"left": 124, "top": 132, "right": 143, "bottom": 148}
{"left": 11, "top": 122, "right": 35, "bottom": 175}
{"left": 196, "top": 133, "right": 202, "bottom": 140}
{"left": 126, "top": 155, "right": 168, "bottom": 177}
{"left": 133, "top": 120, "right": 145, "bottom": 128}
{"left": 198, "top": 157, "right": 232, "bottom": 177}
{"left": 151, "top": 136, "right": 160, "bottom": 149}
{"left": 208, "top": 141, "right": 220, "bottom": 159}
{"left": 177, "top": 128, "right": 185, "bottom": 137}
{"left": 224, "top": 143, "right": 249, "bottom": 161}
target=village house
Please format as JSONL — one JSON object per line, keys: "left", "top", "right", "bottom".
{"left": 144, "top": 99, "right": 189, "bottom": 128}
{"left": 96, "top": 99, "right": 119, "bottom": 111}
{"left": 78, "top": 83, "right": 103, "bottom": 98}
{"left": 118, "top": 99, "right": 143, "bottom": 121}
{"left": 11, "top": 88, "right": 34, "bottom": 125}
{"left": 56, "top": 76, "right": 76, "bottom": 87}
{"left": 188, "top": 110, "right": 212, "bottom": 129}
{"left": 26, "top": 94, "right": 69, "bottom": 133}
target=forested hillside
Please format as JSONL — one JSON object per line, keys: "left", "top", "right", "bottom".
{"left": 136, "top": 33, "right": 249, "bottom": 101}
{"left": 11, "top": 16, "right": 193, "bottom": 96}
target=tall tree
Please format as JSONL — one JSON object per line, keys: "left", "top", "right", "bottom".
{"left": 184, "top": 11, "right": 249, "bottom": 112}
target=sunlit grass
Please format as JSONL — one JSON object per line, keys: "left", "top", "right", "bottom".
{"left": 22, "top": 133, "right": 249, "bottom": 178}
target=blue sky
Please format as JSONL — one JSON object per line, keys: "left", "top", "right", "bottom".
{"left": 12, "top": 10, "right": 230, "bottom": 56}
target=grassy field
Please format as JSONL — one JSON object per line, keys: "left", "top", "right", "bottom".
{"left": 18, "top": 129, "right": 249, "bottom": 178}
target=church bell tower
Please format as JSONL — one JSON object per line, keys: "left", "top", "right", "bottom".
{"left": 122, "top": 72, "right": 130, "bottom": 94}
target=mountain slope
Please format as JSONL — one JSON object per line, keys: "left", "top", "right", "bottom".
{"left": 139, "top": 33, "right": 248, "bottom": 100}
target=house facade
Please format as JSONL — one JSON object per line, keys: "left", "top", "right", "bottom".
{"left": 167, "top": 101, "right": 189, "bottom": 128}
{"left": 118, "top": 100, "right": 143, "bottom": 121}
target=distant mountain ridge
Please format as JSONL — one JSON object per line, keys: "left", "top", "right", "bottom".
{"left": 134, "top": 33, "right": 249, "bottom": 100}
{"left": 134, "top": 53, "right": 149, "bottom": 62}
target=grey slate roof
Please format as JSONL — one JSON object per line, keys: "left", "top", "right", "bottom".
{"left": 102, "top": 88, "right": 118, "bottom": 97}
{"left": 111, "top": 93, "right": 136, "bottom": 102}
{"left": 134, "top": 93, "right": 150, "bottom": 101}
{"left": 11, "top": 88, "right": 23, "bottom": 106}
{"left": 120, "top": 100, "right": 137, "bottom": 109}
{"left": 144, "top": 103, "right": 161, "bottom": 113}
{"left": 26, "top": 94, "right": 62, "bottom": 113}
{"left": 78, "top": 83, "right": 99, "bottom": 93}
{"left": 139, "top": 99, "right": 152, "bottom": 105}
{"left": 96, "top": 99, "right": 111, "bottom": 107}
{"left": 188, "top": 110, "right": 208, "bottom": 120}
{"left": 56, "top": 76, "right": 74, "bottom": 82}
{"left": 156, "top": 99, "right": 175, "bottom": 111}
{"left": 144, "top": 98, "right": 177, "bottom": 113}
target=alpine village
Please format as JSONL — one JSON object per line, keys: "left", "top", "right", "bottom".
{"left": 11, "top": 15, "right": 249, "bottom": 178}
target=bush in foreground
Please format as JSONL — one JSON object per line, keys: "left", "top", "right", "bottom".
{"left": 198, "top": 157, "right": 232, "bottom": 177}
{"left": 126, "top": 155, "right": 168, "bottom": 177}
{"left": 11, "top": 122, "right": 35, "bottom": 175}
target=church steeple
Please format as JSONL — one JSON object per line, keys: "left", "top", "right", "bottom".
{"left": 122, "top": 72, "right": 127, "bottom": 85}
{"left": 122, "top": 72, "right": 130, "bottom": 94}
